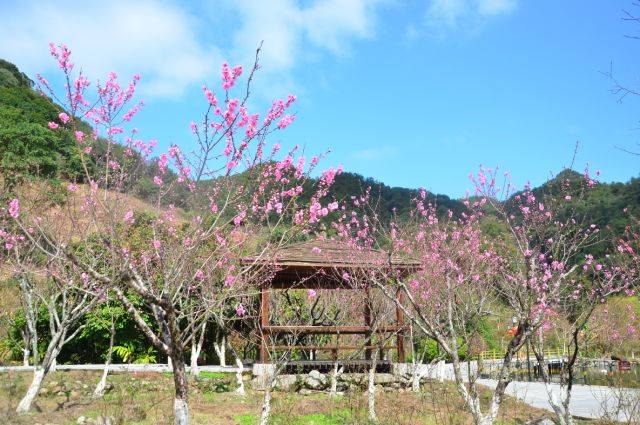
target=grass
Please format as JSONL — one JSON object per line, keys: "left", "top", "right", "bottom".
{"left": 0, "top": 370, "right": 560, "bottom": 424}
{"left": 197, "top": 371, "right": 227, "bottom": 380}
{"left": 234, "top": 410, "right": 352, "bottom": 425}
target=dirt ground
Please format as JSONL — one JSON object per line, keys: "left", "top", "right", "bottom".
{"left": 0, "top": 370, "right": 559, "bottom": 424}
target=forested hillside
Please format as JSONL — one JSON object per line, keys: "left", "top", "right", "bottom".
{"left": 1, "top": 58, "right": 638, "bottom": 234}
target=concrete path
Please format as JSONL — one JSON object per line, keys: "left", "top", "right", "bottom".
{"left": 479, "top": 379, "right": 640, "bottom": 422}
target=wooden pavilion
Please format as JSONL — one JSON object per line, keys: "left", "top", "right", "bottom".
{"left": 253, "top": 239, "right": 419, "bottom": 366}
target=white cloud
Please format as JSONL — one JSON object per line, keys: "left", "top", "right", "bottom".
{"left": 421, "top": 0, "right": 518, "bottom": 36}
{"left": 225, "top": 0, "right": 383, "bottom": 74}
{"left": 0, "top": 0, "right": 386, "bottom": 99}
{"left": 0, "top": 0, "right": 220, "bottom": 98}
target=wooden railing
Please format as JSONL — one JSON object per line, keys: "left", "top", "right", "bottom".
{"left": 479, "top": 347, "right": 567, "bottom": 362}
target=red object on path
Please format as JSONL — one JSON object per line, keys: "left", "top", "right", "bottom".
{"left": 618, "top": 360, "right": 631, "bottom": 371}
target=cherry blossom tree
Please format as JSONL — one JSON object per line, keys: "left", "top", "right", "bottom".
{"left": 1, "top": 43, "right": 338, "bottom": 425}
{"left": 473, "top": 167, "right": 635, "bottom": 425}
{"left": 1, "top": 189, "right": 104, "bottom": 414}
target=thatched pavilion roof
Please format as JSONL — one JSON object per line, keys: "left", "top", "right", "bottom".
{"left": 247, "top": 239, "right": 419, "bottom": 289}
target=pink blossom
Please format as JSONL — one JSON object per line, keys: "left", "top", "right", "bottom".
{"left": 157, "top": 154, "right": 168, "bottom": 174}
{"left": 312, "top": 246, "right": 322, "bottom": 254}
{"left": 74, "top": 131, "right": 84, "bottom": 142}
{"left": 153, "top": 176, "right": 163, "bottom": 186}
{"left": 236, "top": 304, "right": 247, "bottom": 317}
{"left": 233, "top": 211, "right": 246, "bottom": 226}
{"left": 152, "top": 240, "right": 161, "bottom": 250}
{"left": 277, "top": 114, "right": 296, "bottom": 129}
{"left": 307, "top": 289, "right": 317, "bottom": 299}
{"left": 8, "top": 199, "right": 19, "bottom": 219}
{"left": 48, "top": 122, "right": 59, "bottom": 129}
{"left": 83, "top": 146, "right": 92, "bottom": 154}
{"left": 202, "top": 85, "right": 217, "bottom": 106}
{"left": 58, "top": 112, "right": 70, "bottom": 123}
{"left": 195, "top": 270, "right": 205, "bottom": 280}
{"left": 123, "top": 210, "right": 134, "bottom": 224}
{"left": 221, "top": 62, "right": 243, "bottom": 90}
{"left": 225, "top": 275, "right": 236, "bottom": 286}
{"left": 564, "top": 195, "right": 572, "bottom": 201}
{"left": 168, "top": 145, "right": 180, "bottom": 158}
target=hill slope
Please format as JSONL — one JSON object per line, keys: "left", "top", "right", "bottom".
{"left": 1, "top": 58, "right": 639, "bottom": 236}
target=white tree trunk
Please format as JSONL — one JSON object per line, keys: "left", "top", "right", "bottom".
{"left": 16, "top": 339, "right": 62, "bottom": 415}
{"left": 542, "top": 383, "right": 572, "bottom": 425}
{"left": 170, "top": 352, "right": 190, "bottom": 425}
{"left": 167, "top": 356, "right": 173, "bottom": 371}
{"left": 190, "top": 344, "right": 200, "bottom": 377}
{"left": 174, "top": 396, "right": 189, "bottom": 425}
{"left": 16, "top": 368, "right": 45, "bottom": 414}
{"left": 94, "top": 318, "right": 115, "bottom": 398}
{"left": 234, "top": 357, "right": 245, "bottom": 396}
{"left": 259, "top": 386, "right": 272, "bottom": 425}
{"left": 93, "top": 365, "right": 110, "bottom": 398}
{"left": 22, "top": 348, "right": 30, "bottom": 367}
{"left": 93, "top": 348, "right": 114, "bottom": 398}
{"left": 329, "top": 362, "right": 343, "bottom": 396}
{"left": 368, "top": 355, "right": 378, "bottom": 423}
{"left": 214, "top": 335, "right": 226, "bottom": 367}
{"left": 411, "top": 362, "right": 421, "bottom": 392}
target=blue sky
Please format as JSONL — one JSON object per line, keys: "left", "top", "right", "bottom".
{"left": 1, "top": 0, "right": 639, "bottom": 198}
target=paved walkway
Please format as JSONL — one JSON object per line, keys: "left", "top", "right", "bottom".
{"left": 479, "top": 379, "right": 640, "bottom": 422}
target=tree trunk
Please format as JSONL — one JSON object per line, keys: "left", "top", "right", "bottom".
{"left": 532, "top": 345, "right": 573, "bottom": 425}
{"left": 330, "top": 361, "right": 343, "bottom": 397}
{"left": 22, "top": 348, "right": 30, "bottom": 367}
{"left": 171, "top": 354, "right": 190, "bottom": 425}
{"left": 16, "top": 368, "right": 45, "bottom": 414}
{"left": 214, "top": 335, "right": 226, "bottom": 367}
{"left": 16, "top": 344, "right": 59, "bottom": 414}
{"left": 190, "top": 321, "right": 207, "bottom": 377}
{"left": 234, "top": 357, "right": 245, "bottom": 396}
{"left": 259, "top": 385, "right": 272, "bottom": 425}
{"left": 19, "top": 274, "right": 39, "bottom": 366}
{"left": 190, "top": 342, "right": 200, "bottom": 377}
{"left": 411, "top": 361, "right": 421, "bottom": 392}
{"left": 368, "top": 351, "right": 378, "bottom": 423}
{"left": 93, "top": 317, "right": 115, "bottom": 398}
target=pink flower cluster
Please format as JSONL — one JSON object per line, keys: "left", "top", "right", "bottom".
{"left": 221, "top": 62, "right": 243, "bottom": 90}
{"left": 8, "top": 199, "right": 19, "bottom": 219}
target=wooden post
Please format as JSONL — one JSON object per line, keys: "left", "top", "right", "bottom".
{"left": 396, "top": 287, "right": 405, "bottom": 363}
{"left": 260, "top": 286, "right": 270, "bottom": 363}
